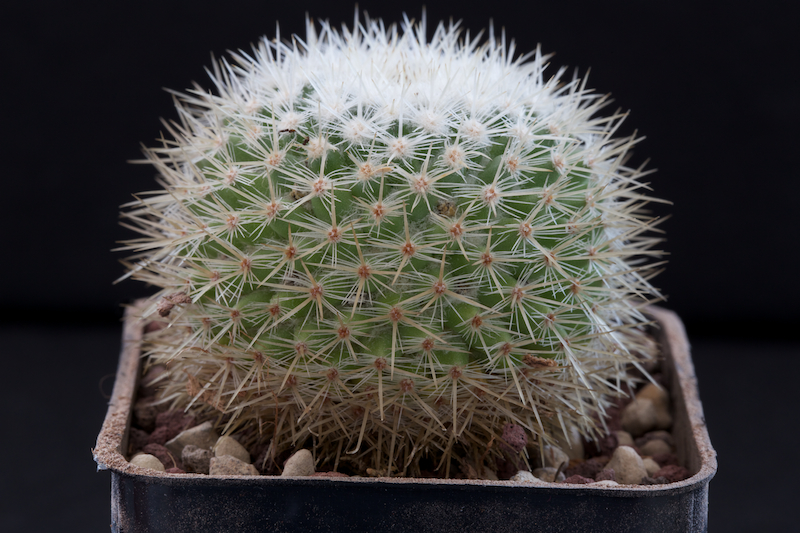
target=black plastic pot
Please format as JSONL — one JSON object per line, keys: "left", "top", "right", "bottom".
{"left": 94, "top": 306, "right": 716, "bottom": 532}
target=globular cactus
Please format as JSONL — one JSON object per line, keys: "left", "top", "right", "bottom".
{"left": 120, "top": 14, "right": 664, "bottom": 477}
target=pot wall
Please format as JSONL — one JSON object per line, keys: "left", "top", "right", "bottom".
{"left": 94, "top": 305, "right": 716, "bottom": 533}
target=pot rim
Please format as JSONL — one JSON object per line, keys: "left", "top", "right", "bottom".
{"left": 93, "top": 303, "right": 716, "bottom": 497}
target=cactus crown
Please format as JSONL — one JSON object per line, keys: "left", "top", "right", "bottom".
{"left": 121, "top": 14, "right": 664, "bottom": 477}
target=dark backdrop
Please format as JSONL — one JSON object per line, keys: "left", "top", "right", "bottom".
{"left": 1, "top": 1, "right": 797, "bottom": 531}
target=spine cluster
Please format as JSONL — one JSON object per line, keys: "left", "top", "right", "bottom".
{"left": 121, "top": 16, "right": 664, "bottom": 476}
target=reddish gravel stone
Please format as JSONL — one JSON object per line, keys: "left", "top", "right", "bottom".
{"left": 595, "top": 468, "right": 616, "bottom": 482}
{"left": 127, "top": 427, "right": 150, "bottom": 455}
{"left": 143, "top": 443, "right": 181, "bottom": 470}
{"left": 565, "top": 456, "right": 609, "bottom": 479}
{"left": 148, "top": 410, "right": 195, "bottom": 445}
{"left": 654, "top": 464, "right": 690, "bottom": 482}
{"left": 563, "top": 475, "right": 593, "bottom": 484}
{"left": 652, "top": 452, "right": 679, "bottom": 467}
{"left": 500, "top": 423, "right": 527, "bottom": 454}
{"left": 495, "top": 457, "right": 520, "bottom": 480}
{"left": 596, "top": 433, "right": 619, "bottom": 456}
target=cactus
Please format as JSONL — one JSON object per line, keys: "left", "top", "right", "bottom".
{"left": 120, "top": 14, "right": 664, "bottom": 477}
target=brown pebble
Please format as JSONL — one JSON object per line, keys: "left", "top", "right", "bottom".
{"left": 635, "top": 430, "right": 674, "bottom": 449}
{"left": 595, "top": 469, "right": 616, "bottom": 482}
{"left": 654, "top": 464, "right": 690, "bottom": 482}
{"left": 182, "top": 445, "right": 213, "bottom": 474}
{"left": 563, "top": 474, "right": 593, "bottom": 484}
{"left": 639, "top": 439, "right": 672, "bottom": 457}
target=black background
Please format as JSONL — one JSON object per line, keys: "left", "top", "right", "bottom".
{"left": 1, "top": 0, "right": 798, "bottom": 531}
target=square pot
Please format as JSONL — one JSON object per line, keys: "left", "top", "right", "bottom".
{"left": 94, "top": 305, "right": 716, "bottom": 532}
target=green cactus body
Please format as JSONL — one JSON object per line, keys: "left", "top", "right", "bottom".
{"left": 121, "top": 16, "right": 664, "bottom": 476}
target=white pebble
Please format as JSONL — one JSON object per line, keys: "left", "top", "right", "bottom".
{"left": 510, "top": 470, "right": 547, "bottom": 484}
{"left": 640, "top": 439, "right": 672, "bottom": 457}
{"left": 621, "top": 398, "right": 658, "bottom": 437}
{"left": 543, "top": 445, "right": 570, "bottom": 470}
{"left": 592, "top": 480, "right": 620, "bottom": 487}
{"left": 209, "top": 455, "right": 259, "bottom": 476}
{"left": 615, "top": 430, "right": 635, "bottom": 448}
{"left": 130, "top": 453, "right": 165, "bottom": 472}
{"left": 532, "top": 467, "right": 566, "bottom": 482}
{"left": 642, "top": 458, "right": 661, "bottom": 477}
{"left": 165, "top": 421, "right": 219, "bottom": 457}
{"left": 606, "top": 446, "right": 647, "bottom": 485}
{"left": 281, "top": 449, "right": 316, "bottom": 477}
{"left": 215, "top": 436, "right": 250, "bottom": 464}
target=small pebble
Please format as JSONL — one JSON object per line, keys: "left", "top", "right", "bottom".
{"left": 542, "top": 445, "right": 569, "bottom": 470}
{"left": 636, "top": 384, "right": 672, "bottom": 430}
{"left": 215, "top": 436, "right": 250, "bottom": 464}
{"left": 133, "top": 402, "right": 160, "bottom": 433}
{"left": 127, "top": 427, "right": 150, "bottom": 454}
{"left": 621, "top": 398, "right": 658, "bottom": 437}
{"left": 606, "top": 446, "right": 647, "bottom": 485}
{"left": 640, "top": 439, "right": 672, "bottom": 457}
{"left": 635, "top": 430, "right": 674, "bottom": 449}
{"left": 482, "top": 468, "right": 499, "bottom": 481}
{"left": 209, "top": 455, "right": 259, "bottom": 476}
{"left": 182, "top": 445, "right": 213, "bottom": 474}
{"left": 563, "top": 474, "right": 593, "bottom": 484}
{"left": 142, "top": 443, "right": 179, "bottom": 470}
{"left": 642, "top": 458, "right": 661, "bottom": 477}
{"left": 311, "top": 471, "right": 350, "bottom": 478}
{"left": 565, "top": 456, "right": 609, "bottom": 479}
{"left": 130, "top": 453, "right": 165, "bottom": 472}
{"left": 282, "top": 449, "right": 316, "bottom": 477}
{"left": 595, "top": 469, "right": 616, "bottom": 482}
{"left": 510, "top": 470, "right": 547, "bottom": 484}
{"left": 165, "top": 421, "right": 219, "bottom": 458}
{"left": 636, "top": 383, "right": 669, "bottom": 409}
{"left": 532, "top": 467, "right": 566, "bottom": 483}
{"left": 148, "top": 410, "right": 196, "bottom": 446}
{"left": 594, "top": 433, "right": 619, "bottom": 457}
{"left": 615, "top": 431, "right": 635, "bottom": 448}
{"left": 553, "top": 426, "right": 584, "bottom": 461}
{"left": 591, "top": 480, "right": 619, "bottom": 487}
{"left": 500, "top": 423, "right": 527, "bottom": 454}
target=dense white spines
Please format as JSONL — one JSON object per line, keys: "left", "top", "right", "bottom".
{"left": 120, "top": 15, "right": 664, "bottom": 477}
